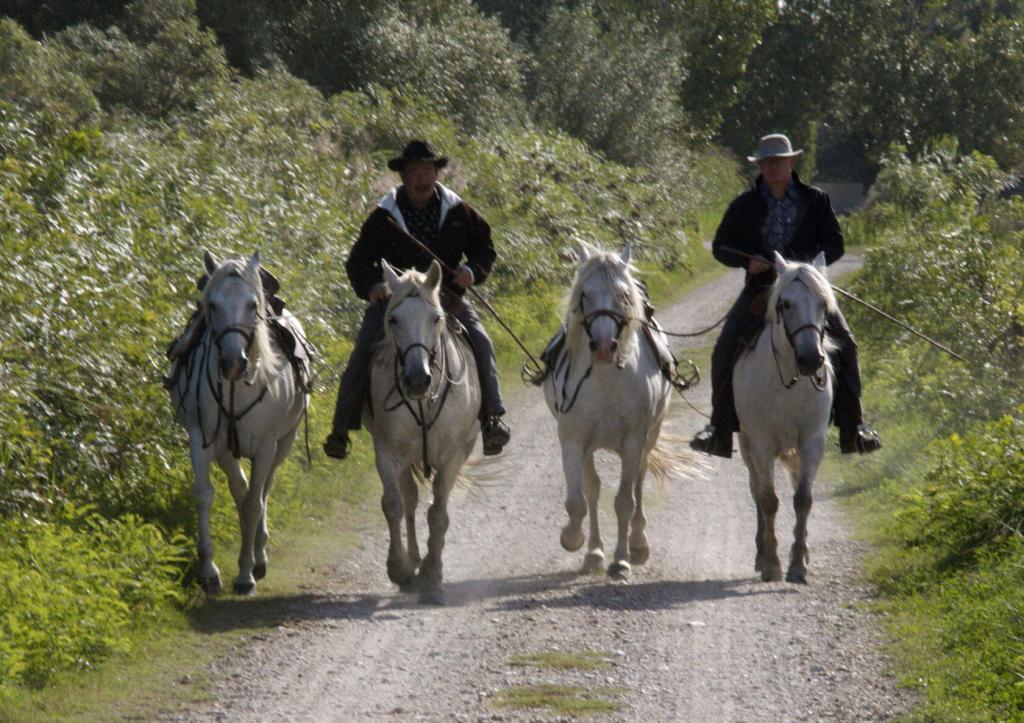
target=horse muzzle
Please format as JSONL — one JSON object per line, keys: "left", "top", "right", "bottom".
{"left": 796, "top": 351, "right": 825, "bottom": 376}
{"left": 403, "top": 370, "right": 432, "bottom": 399}
{"left": 589, "top": 338, "right": 618, "bottom": 364}
{"left": 219, "top": 355, "right": 248, "bottom": 382}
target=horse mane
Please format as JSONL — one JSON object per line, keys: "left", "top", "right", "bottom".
{"left": 766, "top": 262, "right": 838, "bottom": 321}
{"left": 563, "top": 249, "right": 645, "bottom": 362}
{"left": 202, "top": 258, "right": 281, "bottom": 389}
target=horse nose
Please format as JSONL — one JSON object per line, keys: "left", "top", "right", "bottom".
{"left": 219, "top": 356, "right": 247, "bottom": 381}
{"left": 404, "top": 371, "right": 431, "bottom": 399}
{"left": 797, "top": 352, "right": 824, "bottom": 376}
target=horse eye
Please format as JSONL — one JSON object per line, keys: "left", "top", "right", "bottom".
{"left": 782, "top": 300, "right": 791, "bottom": 310}
{"left": 208, "top": 302, "right": 217, "bottom": 313}
{"left": 388, "top": 316, "right": 398, "bottom": 325}
{"left": 248, "top": 302, "right": 257, "bottom": 312}
{"left": 434, "top": 314, "right": 442, "bottom": 324}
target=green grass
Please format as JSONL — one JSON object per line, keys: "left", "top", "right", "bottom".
{"left": 494, "top": 684, "right": 626, "bottom": 716}
{"left": 509, "top": 650, "right": 613, "bottom": 671}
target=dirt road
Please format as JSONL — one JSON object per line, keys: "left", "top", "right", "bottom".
{"left": 162, "top": 258, "right": 916, "bottom": 721}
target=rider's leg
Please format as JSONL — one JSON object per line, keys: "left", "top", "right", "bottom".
{"left": 827, "top": 309, "right": 881, "bottom": 454}
{"left": 453, "top": 303, "right": 510, "bottom": 455}
{"left": 690, "top": 288, "right": 761, "bottom": 458}
{"left": 324, "top": 302, "right": 386, "bottom": 459}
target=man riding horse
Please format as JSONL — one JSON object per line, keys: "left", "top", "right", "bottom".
{"left": 323, "top": 140, "right": 511, "bottom": 460}
{"left": 689, "top": 133, "right": 881, "bottom": 458}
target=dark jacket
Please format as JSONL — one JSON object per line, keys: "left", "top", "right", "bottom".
{"left": 712, "top": 172, "right": 844, "bottom": 288}
{"left": 345, "top": 183, "right": 496, "bottom": 300}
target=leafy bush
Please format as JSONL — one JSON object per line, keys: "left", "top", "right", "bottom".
{"left": 53, "top": 0, "right": 229, "bottom": 118}
{"left": 528, "top": 4, "right": 686, "bottom": 166}
{"left": 845, "top": 139, "right": 1023, "bottom": 426}
{"left": 0, "top": 507, "right": 186, "bottom": 691}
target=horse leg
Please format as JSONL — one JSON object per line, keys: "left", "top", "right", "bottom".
{"left": 581, "top": 451, "right": 605, "bottom": 573}
{"left": 559, "top": 441, "right": 587, "bottom": 553}
{"left": 250, "top": 426, "right": 297, "bottom": 582}
{"left": 190, "top": 439, "right": 221, "bottom": 595}
{"left": 416, "top": 465, "right": 456, "bottom": 605}
{"left": 376, "top": 456, "right": 416, "bottom": 589}
{"left": 233, "top": 446, "right": 276, "bottom": 595}
{"left": 629, "top": 452, "right": 650, "bottom": 566}
{"left": 399, "top": 467, "right": 421, "bottom": 567}
{"left": 608, "top": 440, "right": 643, "bottom": 581}
{"left": 785, "top": 440, "right": 822, "bottom": 584}
{"left": 741, "top": 436, "right": 781, "bottom": 582}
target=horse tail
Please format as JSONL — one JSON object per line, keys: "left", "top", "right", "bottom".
{"left": 647, "top": 432, "right": 709, "bottom": 489}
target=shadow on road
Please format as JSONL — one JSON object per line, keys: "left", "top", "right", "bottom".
{"left": 188, "top": 592, "right": 381, "bottom": 634}
{"left": 490, "top": 576, "right": 798, "bottom": 612}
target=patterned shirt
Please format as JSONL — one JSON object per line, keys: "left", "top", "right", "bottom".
{"left": 396, "top": 186, "right": 442, "bottom": 247}
{"left": 760, "top": 180, "right": 801, "bottom": 254}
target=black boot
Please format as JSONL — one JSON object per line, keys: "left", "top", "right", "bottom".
{"left": 689, "top": 425, "right": 733, "bottom": 458}
{"left": 839, "top": 424, "right": 882, "bottom": 454}
{"left": 481, "top": 415, "right": 511, "bottom": 455}
{"left": 323, "top": 430, "right": 351, "bottom": 460}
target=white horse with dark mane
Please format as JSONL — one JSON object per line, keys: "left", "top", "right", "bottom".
{"left": 366, "top": 260, "right": 480, "bottom": 604}
{"left": 169, "top": 251, "right": 308, "bottom": 595}
{"left": 543, "top": 243, "right": 673, "bottom": 580}
{"left": 734, "top": 251, "right": 837, "bottom": 584}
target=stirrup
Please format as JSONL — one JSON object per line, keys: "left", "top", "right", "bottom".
{"left": 840, "top": 424, "right": 882, "bottom": 454}
{"left": 689, "top": 425, "right": 732, "bottom": 458}
{"left": 668, "top": 359, "right": 700, "bottom": 393}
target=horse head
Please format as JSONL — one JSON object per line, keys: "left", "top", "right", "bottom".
{"left": 382, "top": 259, "right": 445, "bottom": 400}
{"left": 567, "top": 242, "right": 643, "bottom": 366}
{"left": 767, "top": 251, "right": 838, "bottom": 378}
{"left": 201, "top": 250, "right": 275, "bottom": 385}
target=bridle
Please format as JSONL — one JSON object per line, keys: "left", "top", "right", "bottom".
{"left": 553, "top": 288, "right": 633, "bottom": 415}
{"left": 770, "top": 295, "right": 829, "bottom": 391}
{"left": 383, "top": 297, "right": 465, "bottom": 477}
{"left": 197, "top": 296, "right": 268, "bottom": 459}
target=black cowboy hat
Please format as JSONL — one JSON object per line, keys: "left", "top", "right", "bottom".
{"left": 387, "top": 139, "right": 448, "bottom": 171}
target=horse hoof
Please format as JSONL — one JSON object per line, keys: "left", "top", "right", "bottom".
{"left": 629, "top": 545, "right": 650, "bottom": 566}
{"left": 200, "top": 576, "right": 222, "bottom": 595}
{"left": 760, "top": 567, "right": 783, "bottom": 583}
{"left": 418, "top": 589, "right": 445, "bottom": 606}
{"left": 607, "top": 561, "right": 631, "bottom": 581}
{"left": 233, "top": 580, "right": 256, "bottom": 596}
{"left": 560, "top": 526, "right": 585, "bottom": 552}
{"left": 581, "top": 550, "right": 606, "bottom": 574}
{"left": 253, "top": 562, "right": 267, "bottom": 581}
{"left": 785, "top": 569, "right": 808, "bottom": 584}
{"left": 387, "top": 560, "right": 415, "bottom": 587}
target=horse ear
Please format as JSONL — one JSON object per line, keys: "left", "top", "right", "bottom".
{"left": 812, "top": 251, "right": 827, "bottom": 273}
{"left": 381, "top": 259, "right": 401, "bottom": 291}
{"left": 773, "top": 250, "right": 788, "bottom": 275}
{"left": 577, "top": 241, "right": 593, "bottom": 264}
{"left": 245, "top": 251, "right": 261, "bottom": 278}
{"left": 425, "top": 259, "right": 442, "bottom": 290}
{"left": 203, "top": 250, "right": 219, "bottom": 275}
{"left": 619, "top": 244, "right": 632, "bottom": 266}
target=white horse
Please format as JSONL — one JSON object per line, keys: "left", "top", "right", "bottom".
{"left": 733, "top": 251, "right": 837, "bottom": 584}
{"left": 169, "top": 251, "right": 308, "bottom": 595}
{"left": 366, "top": 260, "right": 480, "bottom": 604}
{"left": 543, "top": 243, "right": 673, "bottom": 580}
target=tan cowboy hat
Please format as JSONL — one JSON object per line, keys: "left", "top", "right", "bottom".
{"left": 747, "top": 133, "right": 804, "bottom": 163}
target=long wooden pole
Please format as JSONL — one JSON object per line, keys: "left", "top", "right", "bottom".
{"left": 717, "top": 245, "right": 966, "bottom": 363}
{"left": 386, "top": 218, "right": 543, "bottom": 372}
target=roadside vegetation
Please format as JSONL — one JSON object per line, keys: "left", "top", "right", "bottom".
{"left": 836, "top": 141, "right": 1024, "bottom": 718}
{"left": 2, "top": 0, "right": 1024, "bottom": 717}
